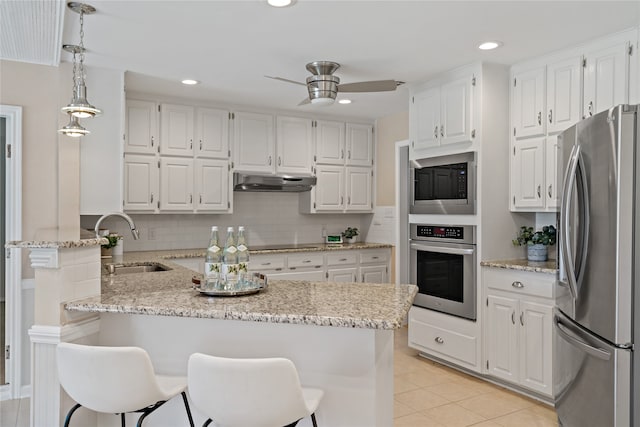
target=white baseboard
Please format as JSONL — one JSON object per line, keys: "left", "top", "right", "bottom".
{"left": 21, "top": 384, "right": 31, "bottom": 399}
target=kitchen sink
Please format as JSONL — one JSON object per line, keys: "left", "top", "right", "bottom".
{"left": 104, "top": 262, "right": 171, "bottom": 275}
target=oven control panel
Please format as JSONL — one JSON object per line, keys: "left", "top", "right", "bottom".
{"left": 415, "top": 226, "right": 463, "bottom": 239}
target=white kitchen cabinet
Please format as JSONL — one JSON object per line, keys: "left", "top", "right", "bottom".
{"left": 359, "top": 265, "right": 387, "bottom": 284}
{"left": 123, "top": 154, "right": 159, "bottom": 212}
{"left": 544, "top": 135, "right": 560, "bottom": 209}
{"left": 410, "top": 73, "right": 474, "bottom": 158}
{"left": 327, "top": 268, "right": 357, "bottom": 282}
{"left": 483, "top": 267, "right": 563, "bottom": 397}
{"left": 196, "top": 107, "right": 230, "bottom": 159}
{"left": 583, "top": 40, "right": 629, "bottom": 118}
{"left": 512, "top": 67, "right": 545, "bottom": 139}
{"left": 307, "top": 165, "right": 373, "bottom": 213}
{"left": 159, "top": 157, "right": 194, "bottom": 211}
{"left": 268, "top": 270, "right": 326, "bottom": 281}
{"left": 276, "top": 116, "right": 314, "bottom": 175}
{"left": 160, "top": 103, "right": 194, "bottom": 156}
{"left": 312, "top": 165, "right": 345, "bottom": 211}
{"left": 314, "top": 120, "right": 345, "bottom": 165}
{"left": 511, "top": 137, "right": 545, "bottom": 210}
{"left": 194, "top": 159, "right": 230, "bottom": 212}
{"left": 345, "top": 123, "right": 374, "bottom": 166}
{"left": 233, "top": 111, "right": 275, "bottom": 174}
{"left": 249, "top": 254, "right": 286, "bottom": 273}
{"left": 125, "top": 99, "right": 158, "bottom": 154}
{"left": 326, "top": 251, "right": 358, "bottom": 282}
{"left": 546, "top": 56, "right": 582, "bottom": 135}
{"left": 345, "top": 167, "right": 373, "bottom": 212}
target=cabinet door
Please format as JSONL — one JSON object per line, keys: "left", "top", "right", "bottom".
{"left": 583, "top": 41, "right": 629, "bottom": 118}
{"left": 512, "top": 137, "right": 545, "bottom": 209}
{"left": 315, "top": 120, "right": 345, "bottom": 165}
{"left": 159, "top": 157, "right": 194, "bottom": 211}
{"left": 513, "top": 68, "right": 545, "bottom": 139}
{"left": 410, "top": 86, "right": 440, "bottom": 150}
{"left": 268, "top": 270, "right": 326, "bottom": 281}
{"left": 196, "top": 107, "right": 229, "bottom": 159}
{"left": 125, "top": 100, "right": 158, "bottom": 154}
{"left": 327, "top": 268, "right": 357, "bottom": 283}
{"left": 346, "top": 123, "right": 373, "bottom": 166}
{"left": 195, "top": 159, "right": 229, "bottom": 212}
{"left": 160, "top": 104, "right": 194, "bottom": 156}
{"left": 360, "top": 265, "right": 387, "bottom": 284}
{"left": 313, "top": 165, "right": 345, "bottom": 211}
{"left": 486, "top": 295, "right": 519, "bottom": 383}
{"left": 547, "top": 56, "right": 582, "bottom": 134}
{"left": 123, "top": 154, "right": 158, "bottom": 211}
{"left": 519, "top": 301, "right": 553, "bottom": 396}
{"left": 345, "top": 166, "right": 372, "bottom": 212}
{"left": 544, "top": 135, "right": 560, "bottom": 210}
{"left": 233, "top": 111, "right": 275, "bottom": 174}
{"left": 276, "top": 116, "right": 313, "bottom": 175}
{"left": 440, "top": 76, "right": 473, "bottom": 145}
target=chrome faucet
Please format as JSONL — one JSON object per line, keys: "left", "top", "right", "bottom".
{"left": 94, "top": 212, "right": 140, "bottom": 240}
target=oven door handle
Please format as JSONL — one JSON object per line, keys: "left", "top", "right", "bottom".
{"left": 410, "top": 242, "right": 475, "bottom": 256}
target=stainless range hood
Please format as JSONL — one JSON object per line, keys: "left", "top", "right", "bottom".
{"left": 233, "top": 173, "right": 317, "bottom": 192}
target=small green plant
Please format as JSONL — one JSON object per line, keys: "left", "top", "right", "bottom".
{"left": 101, "top": 234, "right": 120, "bottom": 250}
{"left": 513, "top": 225, "right": 557, "bottom": 246}
{"left": 342, "top": 227, "right": 359, "bottom": 239}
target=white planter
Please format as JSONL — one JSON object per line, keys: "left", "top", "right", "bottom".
{"left": 345, "top": 237, "right": 357, "bottom": 244}
{"left": 527, "top": 244, "right": 548, "bottom": 261}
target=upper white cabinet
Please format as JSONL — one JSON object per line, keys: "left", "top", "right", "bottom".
{"left": 196, "top": 107, "right": 230, "bottom": 159}
{"left": 512, "top": 67, "right": 545, "bottom": 139}
{"left": 312, "top": 165, "right": 345, "bottom": 211}
{"left": 159, "top": 157, "right": 194, "bottom": 211}
{"left": 304, "top": 165, "right": 373, "bottom": 213}
{"left": 544, "top": 135, "right": 560, "bottom": 209}
{"left": 276, "top": 116, "right": 314, "bottom": 175}
{"left": 511, "top": 137, "right": 545, "bottom": 210}
{"left": 314, "top": 120, "right": 345, "bottom": 165}
{"left": 195, "top": 159, "right": 230, "bottom": 212}
{"left": 546, "top": 57, "right": 582, "bottom": 134}
{"left": 233, "top": 111, "right": 275, "bottom": 174}
{"left": 345, "top": 167, "right": 373, "bottom": 212}
{"left": 160, "top": 103, "right": 194, "bottom": 156}
{"left": 346, "top": 123, "right": 374, "bottom": 166}
{"left": 583, "top": 41, "right": 629, "bottom": 118}
{"left": 123, "top": 154, "right": 159, "bottom": 212}
{"left": 125, "top": 99, "right": 158, "bottom": 154}
{"left": 410, "top": 72, "right": 474, "bottom": 158}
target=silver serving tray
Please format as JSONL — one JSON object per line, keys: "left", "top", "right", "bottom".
{"left": 193, "top": 272, "right": 268, "bottom": 297}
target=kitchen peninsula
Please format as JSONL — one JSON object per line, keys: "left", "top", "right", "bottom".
{"left": 13, "top": 236, "right": 416, "bottom": 427}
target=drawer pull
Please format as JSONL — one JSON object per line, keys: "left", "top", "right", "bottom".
{"left": 434, "top": 336, "right": 444, "bottom": 344}
{"left": 511, "top": 281, "right": 524, "bottom": 288}
{"left": 520, "top": 312, "right": 524, "bottom": 326}
{"left": 511, "top": 311, "right": 516, "bottom": 324}
{"left": 302, "top": 260, "right": 312, "bottom": 263}
{"left": 339, "top": 258, "right": 348, "bottom": 262}
{"left": 371, "top": 256, "right": 379, "bottom": 259}
{"left": 261, "top": 262, "right": 272, "bottom": 266}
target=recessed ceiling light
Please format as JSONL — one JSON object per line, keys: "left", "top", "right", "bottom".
{"left": 478, "top": 41, "right": 503, "bottom": 50}
{"left": 181, "top": 79, "right": 199, "bottom": 85}
{"left": 267, "top": 0, "right": 295, "bottom": 7}
{"left": 338, "top": 99, "right": 352, "bottom": 105}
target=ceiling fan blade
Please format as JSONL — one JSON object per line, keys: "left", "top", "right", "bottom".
{"left": 338, "top": 80, "right": 402, "bottom": 93}
{"left": 297, "top": 97, "right": 311, "bottom": 106}
{"left": 265, "top": 76, "right": 306, "bottom": 86}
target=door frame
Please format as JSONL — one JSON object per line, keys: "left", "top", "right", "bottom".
{"left": 1, "top": 104, "right": 23, "bottom": 400}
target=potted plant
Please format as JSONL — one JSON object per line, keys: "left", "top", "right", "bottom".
{"left": 342, "top": 227, "right": 359, "bottom": 244}
{"left": 101, "top": 234, "right": 121, "bottom": 258}
{"left": 512, "top": 225, "right": 556, "bottom": 261}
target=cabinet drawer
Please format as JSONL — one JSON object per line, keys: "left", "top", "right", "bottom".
{"left": 409, "top": 317, "right": 477, "bottom": 366}
{"left": 250, "top": 255, "right": 285, "bottom": 271}
{"left": 359, "top": 249, "right": 389, "bottom": 264}
{"left": 326, "top": 251, "right": 357, "bottom": 266}
{"left": 483, "top": 267, "right": 557, "bottom": 299}
{"left": 287, "top": 253, "right": 324, "bottom": 269}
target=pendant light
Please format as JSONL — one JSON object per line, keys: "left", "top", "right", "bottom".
{"left": 60, "top": 2, "right": 100, "bottom": 127}
{"left": 58, "top": 114, "right": 89, "bottom": 137}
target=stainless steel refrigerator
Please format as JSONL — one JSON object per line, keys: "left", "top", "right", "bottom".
{"left": 554, "top": 104, "right": 639, "bottom": 427}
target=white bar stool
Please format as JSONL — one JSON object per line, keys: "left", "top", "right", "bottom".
{"left": 57, "top": 343, "right": 195, "bottom": 427}
{"left": 187, "top": 353, "right": 323, "bottom": 427}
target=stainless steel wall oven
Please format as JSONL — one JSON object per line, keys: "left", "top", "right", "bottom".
{"left": 410, "top": 152, "right": 476, "bottom": 215}
{"left": 410, "top": 224, "right": 477, "bottom": 320}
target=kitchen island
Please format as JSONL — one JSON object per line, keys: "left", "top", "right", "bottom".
{"left": 65, "top": 252, "right": 417, "bottom": 427}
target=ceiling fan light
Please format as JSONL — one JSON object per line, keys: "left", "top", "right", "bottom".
{"left": 267, "top": 0, "right": 295, "bottom": 7}
{"left": 58, "top": 114, "right": 90, "bottom": 137}
{"left": 311, "top": 97, "right": 335, "bottom": 106}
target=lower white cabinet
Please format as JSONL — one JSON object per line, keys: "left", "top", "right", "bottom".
{"left": 360, "top": 265, "right": 387, "bottom": 283}
{"left": 483, "top": 267, "right": 566, "bottom": 397}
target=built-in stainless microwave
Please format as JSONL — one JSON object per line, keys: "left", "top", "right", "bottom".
{"left": 410, "top": 152, "right": 476, "bottom": 215}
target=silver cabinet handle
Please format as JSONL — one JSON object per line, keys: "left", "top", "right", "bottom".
{"left": 341, "top": 196, "right": 344, "bottom": 205}
{"left": 537, "top": 112, "right": 542, "bottom": 125}
{"left": 511, "top": 311, "right": 516, "bottom": 324}
{"left": 190, "top": 139, "right": 193, "bottom": 149}
{"left": 150, "top": 193, "right": 154, "bottom": 203}
{"left": 587, "top": 101, "right": 593, "bottom": 116}
{"left": 261, "top": 262, "right": 271, "bottom": 266}
{"left": 278, "top": 156, "right": 281, "bottom": 166}
{"left": 200, "top": 140, "right": 203, "bottom": 150}
{"left": 341, "top": 149, "right": 344, "bottom": 159}
{"left": 512, "top": 281, "right": 524, "bottom": 288}
{"left": 339, "top": 258, "right": 348, "bottom": 261}
{"left": 440, "top": 125, "right": 444, "bottom": 137}
{"left": 151, "top": 136, "right": 154, "bottom": 147}
{"left": 372, "top": 256, "right": 379, "bottom": 259}
{"left": 302, "top": 260, "right": 311, "bottom": 263}
{"left": 199, "top": 194, "right": 202, "bottom": 203}
{"left": 434, "top": 125, "right": 438, "bottom": 138}
{"left": 348, "top": 150, "right": 351, "bottom": 159}
{"left": 348, "top": 196, "right": 351, "bottom": 204}
{"left": 434, "top": 337, "right": 444, "bottom": 344}
{"left": 537, "top": 185, "right": 541, "bottom": 198}
{"left": 548, "top": 185, "right": 553, "bottom": 198}
{"left": 189, "top": 194, "right": 193, "bottom": 203}
{"left": 520, "top": 312, "right": 524, "bottom": 326}
{"left": 268, "top": 155, "right": 272, "bottom": 165}
{"left": 548, "top": 109, "right": 553, "bottom": 124}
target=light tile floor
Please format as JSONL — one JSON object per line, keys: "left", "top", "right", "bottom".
{"left": 0, "top": 327, "right": 558, "bottom": 427}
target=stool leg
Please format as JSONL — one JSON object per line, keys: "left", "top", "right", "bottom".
{"left": 203, "top": 419, "right": 213, "bottom": 427}
{"left": 311, "top": 413, "right": 318, "bottom": 427}
{"left": 63, "top": 403, "right": 82, "bottom": 427}
{"left": 181, "top": 391, "right": 195, "bottom": 427}
{"left": 121, "top": 412, "right": 126, "bottom": 427}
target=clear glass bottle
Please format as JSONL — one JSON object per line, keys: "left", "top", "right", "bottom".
{"left": 204, "top": 226, "right": 221, "bottom": 290}
{"left": 221, "top": 226, "right": 238, "bottom": 289}
{"left": 236, "top": 226, "right": 250, "bottom": 285}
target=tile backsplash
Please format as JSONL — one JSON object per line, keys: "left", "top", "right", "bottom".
{"left": 81, "top": 192, "right": 375, "bottom": 252}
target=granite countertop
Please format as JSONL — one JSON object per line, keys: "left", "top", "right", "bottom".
{"left": 65, "top": 248, "right": 416, "bottom": 330}
{"left": 5, "top": 228, "right": 107, "bottom": 249}
{"left": 158, "top": 242, "right": 393, "bottom": 258}
{"left": 481, "top": 259, "right": 558, "bottom": 274}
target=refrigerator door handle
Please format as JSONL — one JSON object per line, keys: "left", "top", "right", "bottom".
{"left": 561, "top": 144, "right": 581, "bottom": 299}
{"left": 555, "top": 314, "right": 611, "bottom": 361}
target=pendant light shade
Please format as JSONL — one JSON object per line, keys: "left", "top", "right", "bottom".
{"left": 58, "top": 114, "right": 90, "bottom": 137}
{"left": 61, "top": 80, "right": 101, "bottom": 118}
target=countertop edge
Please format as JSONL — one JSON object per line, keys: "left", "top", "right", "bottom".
{"left": 6, "top": 237, "right": 108, "bottom": 249}
{"left": 481, "top": 259, "right": 558, "bottom": 274}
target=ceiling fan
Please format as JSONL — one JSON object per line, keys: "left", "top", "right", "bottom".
{"left": 266, "top": 61, "right": 404, "bottom": 106}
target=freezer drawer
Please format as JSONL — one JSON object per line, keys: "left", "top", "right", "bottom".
{"left": 554, "top": 309, "right": 631, "bottom": 427}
